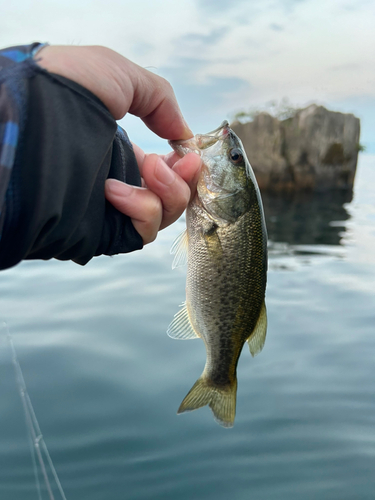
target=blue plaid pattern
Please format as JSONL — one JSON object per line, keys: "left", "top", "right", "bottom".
{"left": 1, "top": 49, "right": 31, "bottom": 63}
{"left": 0, "top": 121, "right": 19, "bottom": 168}
{"left": 0, "top": 43, "right": 45, "bottom": 231}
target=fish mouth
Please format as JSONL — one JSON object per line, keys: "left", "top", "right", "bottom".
{"left": 169, "top": 121, "right": 230, "bottom": 157}
{"left": 196, "top": 120, "right": 230, "bottom": 149}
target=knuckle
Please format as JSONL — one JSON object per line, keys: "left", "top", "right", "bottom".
{"left": 146, "top": 230, "right": 158, "bottom": 244}
{"left": 164, "top": 183, "right": 190, "bottom": 219}
{"left": 148, "top": 195, "right": 162, "bottom": 220}
{"left": 176, "top": 186, "right": 190, "bottom": 211}
{"left": 154, "top": 76, "right": 174, "bottom": 101}
{"left": 157, "top": 75, "right": 173, "bottom": 92}
{"left": 141, "top": 219, "right": 158, "bottom": 244}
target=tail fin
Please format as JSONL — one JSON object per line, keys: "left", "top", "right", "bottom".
{"left": 177, "top": 375, "right": 237, "bottom": 428}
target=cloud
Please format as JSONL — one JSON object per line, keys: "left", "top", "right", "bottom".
{"left": 278, "top": 0, "right": 308, "bottom": 13}
{"left": 120, "top": 60, "right": 252, "bottom": 154}
{"left": 169, "top": 27, "right": 232, "bottom": 64}
{"left": 328, "top": 63, "right": 362, "bottom": 72}
{"left": 131, "top": 42, "right": 154, "bottom": 58}
{"left": 196, "top": 0, "right": 307, "bottom": 16}
{"left": 270, "top": 23, "right": 284, "bottom": 31}
{"left": 340, "top": 0, "right": 373, "bottom": 11}
{"left": 2, "top": 0, "right": 374, "bottom": 154}
{"left": 327, "top": 95, "right": 375, "bottom": 154}
{"left": 176, "top": 28, "right": 229, "bottom": 48}
{"left": 195, "top": 0, "right": 248, "bottom": 12}
{"left": 161, "top": 61, "right": 252, "bottom": 129}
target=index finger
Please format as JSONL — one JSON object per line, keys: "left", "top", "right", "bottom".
{"left": 127, "top": 64, "right": 193, "bottom": 140}
{"left": 36, "top": 45, "right": 193, "bottom": 141}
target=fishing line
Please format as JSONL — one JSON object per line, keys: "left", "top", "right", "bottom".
{"left": 1, "top": 322, "right": 67, "bottom": 500}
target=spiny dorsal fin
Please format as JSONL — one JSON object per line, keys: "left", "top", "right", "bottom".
{"left": 170, "top": 229, "right": 188, "bottom": 269}
{"left": 167, "top": 302, "right": 200, "bottom": 340}
{"left": 247, "top": 301, "right": 267, "bottom": 357}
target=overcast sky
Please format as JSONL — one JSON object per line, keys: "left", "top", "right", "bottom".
{"left": 1, "top": 0, "right": 374, "bottom": 152}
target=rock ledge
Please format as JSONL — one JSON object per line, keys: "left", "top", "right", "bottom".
{"left": 231, "top": 104, "right": 360, "bottom": 192}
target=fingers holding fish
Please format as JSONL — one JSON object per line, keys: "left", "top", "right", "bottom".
{"left": 132, "top": 146, "right": 201, "bottom": 218}
{"left": 105, "top": 152, "right": 201, "bottom": 243}
{"left": 140, "top": 153, "right": 201, "bottom": 230}
{"left": 132, "top": 143, "right": 201, "bottom": 194}
{"left": 105, "top": 178, "right": 162, "bottom": 244}
{"left": 169, "top": 153, "right": 202, "bottom": 202}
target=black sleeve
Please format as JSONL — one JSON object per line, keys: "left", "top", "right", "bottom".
{"left": 0, "top": 69, "right": 143, "bottom": 270}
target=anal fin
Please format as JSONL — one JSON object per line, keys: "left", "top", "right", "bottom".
{"left": 167, "top": 302, "right": 199, "bottom": 340}
{"left": 247, "top": 301, "right": 267, "bottom": 357}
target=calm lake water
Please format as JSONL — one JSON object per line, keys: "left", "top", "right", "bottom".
{"left": 0, "top": 154, "right": 374, "bottom": 500}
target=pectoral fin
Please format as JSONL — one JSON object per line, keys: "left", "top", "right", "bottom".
{"left": 202, "top": 223, "right": 222, "bottom": 260}
{"left": 247, "top": 301, "right": 267, "bottom": 357}
{"left": 170, "top": 229, "right": 188, "bottom": 269}
{"left": 167, "top": 302, "right": 200, "bottom": 340}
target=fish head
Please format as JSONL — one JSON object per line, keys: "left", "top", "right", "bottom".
{"left": 169, "top": 121, "right": 259, "bottom": 222}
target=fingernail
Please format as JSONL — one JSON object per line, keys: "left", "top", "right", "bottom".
{"left": 181, "top": 120, "right": 194, "bottom": 139}
{"left": 106, "top": 179, "right": 133, "bottom": 197}
{"left": 155, "top": 158, "right": 175, "bottom": 186}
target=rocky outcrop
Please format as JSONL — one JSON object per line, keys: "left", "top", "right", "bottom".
{"left": 231, "top": 105, "right": 361, "bottom": 192}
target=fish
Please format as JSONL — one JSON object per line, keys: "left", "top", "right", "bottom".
{"left": 167, "top": 121, "right": 268, "bottom": 428}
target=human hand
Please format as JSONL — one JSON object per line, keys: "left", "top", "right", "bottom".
{"left": 35, "top": 45, "right": 200, "bottom": 244}
{"left": 105, "top": 146, "right": 201, "bottom": 244}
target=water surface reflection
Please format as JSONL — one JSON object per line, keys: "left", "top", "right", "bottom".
{"left": 262, "top": 190, "right": 352, "bottom": 267}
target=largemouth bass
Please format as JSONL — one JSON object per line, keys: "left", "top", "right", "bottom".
{"left": 168, "top": 121, "right": 268, "bottom": 428}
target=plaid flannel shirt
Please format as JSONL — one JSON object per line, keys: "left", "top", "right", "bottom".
{"left": 0, "top": 43, "right": 46, "bottom": 234}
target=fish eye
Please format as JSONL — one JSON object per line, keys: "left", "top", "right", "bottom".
{"left": 229, "top": 148, "right": 243, "bottom": 165}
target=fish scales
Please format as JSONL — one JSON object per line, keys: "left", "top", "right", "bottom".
{"left": 168, "top": 121, "right": 268, "bottom": 427}
{"left": 186, "top": 201, "right": 265, "bottom": 383}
